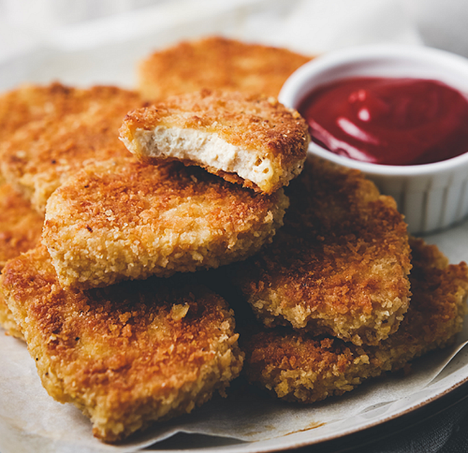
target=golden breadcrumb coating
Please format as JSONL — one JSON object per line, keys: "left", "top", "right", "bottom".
{"left": 0, "top": 183, "right": 43, "bottom": 267}
{"left": 0, "top": 245, "right": 244, "bottom": 442}
{"left": 42, "top": 158, "right": 289, "bottom": 289}
{"left": 120, "top": 90, "right": 309, "bottom": 194}
{"left": 0, "top": 84, "right": 144, "bottom": 212}
{"left": 231, "top": 156, "right": 412, "bottom": 346}
{"left": 0, "top": 183, "right": 44, "bottom": 339}
{"left": 242, "top": 238, "right": 468, "bottom": 403}
{"left": 0, "top": 82, "right": 94, "bottom": 143}
{"left": 138, "top": 36, "right": 312, "bottom": 101}
{"left": 0, "top": 291, "right": 21, "bottom": 339}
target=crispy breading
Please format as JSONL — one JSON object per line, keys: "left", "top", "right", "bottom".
{"left": 231, "top": 156, "right": 412, "bottom": 346}
{"left": 0, "top": 84, "right": 144, "bottom": 212}
{"left": 120, "top": 90, "right": 309, "bottom": 194}
{"left": 0, "top": 294, "right": 20, "bottom": 338}
{"left": 138, "top": 36, "right": 312, "bottom": 101}
{"left": 0, "top": 245, "right": 244, "bottom": 442}
{"left": 0, "top": 83, "right": 92, "bottom": 144}
{"left": 42, "top": 157, "right": 289, "bottom": 289}
{"left": 0, "top": 183, "right": 44, "bottom": 339}
{"left": 0, "top": 292, "right": 21, "bottom": 339}
{"left": 0, "top": 183, "right": 43, "bottom": 267}
{"left": 242, "top": 238, "right": 468, "bottom": 403}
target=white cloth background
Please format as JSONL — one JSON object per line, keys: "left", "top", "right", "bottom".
{"left": 0, "top": 0, "right": 468, "bottom": 68}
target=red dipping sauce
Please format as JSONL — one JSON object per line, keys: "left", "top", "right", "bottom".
{"left": 299, "top": 77, "right": 468, "bottom": 165}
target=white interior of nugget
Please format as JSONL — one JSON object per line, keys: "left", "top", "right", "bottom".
{"left": 131, "top": 127, "right": 276, "bottom": 189}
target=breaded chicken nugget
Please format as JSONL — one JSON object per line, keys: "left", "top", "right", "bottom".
{"left": 0, "top": 83, "right": 91, "bottom": 143}
{"left": 0, "top": 84, "right": 144, "bottom": 212}
{"left": 231, "top": 156, "right": 412, "bottom": 346}
{"left": 0, "top": 245, "right": 244, "bottom": 442}
{"left": 120, "top": 90, "right": 309, "bottom": 194}
{"left": 42, "top": 158, "right": 288, "bottom": 289}
{"left": 0, "top": 183, "right": 44, "bottom": 339}
{"left": 0, "top": 294, "right": 19, "bottom": 338}
{"left": 0, "top": 183, "right": 43, "bottom": 267}
{"left": 138, "top": 36, "right": 312, "bottom": 101}
{"left": 242, "top": 238, "right": 468, "bottom": 403}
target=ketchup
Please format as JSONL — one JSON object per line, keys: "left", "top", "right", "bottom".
{"left": 299, "top": 77, "right": 468, "bottom": 165}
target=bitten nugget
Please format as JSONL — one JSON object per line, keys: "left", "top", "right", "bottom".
{"left": 42, "top": 158, "right": 289, "bottom": 289}
{"left": 120, "top": 90, "right": 309, "bottom": 194}
{"left": 0, "top": 84, "right": 144, "bottom": 212}
{"left": 0, "top": 245, "right": 244, "bottom": 442}
{"left": 0, "top": 183, "right": 44, "bottom": 339}
{"left": 231, "top": 156, "right": 412, "bottom": 346}
{"left": 138, "top": 36, "right": 312, "bottom": 101}
{"left": 242, "top": 238, "right": 468, "bottom": 403}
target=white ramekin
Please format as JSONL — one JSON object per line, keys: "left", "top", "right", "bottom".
{"left": 279, "top": 44, "right": 468, "bottom": 234}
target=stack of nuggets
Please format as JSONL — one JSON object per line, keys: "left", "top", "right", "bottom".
{"left": 119, "top": 48, "right": 468, "bottom": 406}
{"left": 0, "top": 35, "right": 467, "bottom": 444}
{"left": 228, "top": 156, "right": 468, "bottom": 402}
{"left": 240, "top": 236, "right": 468, "bottom": 403}
{"left": 0, "top": 183, "right": 44, "bottom": 339}
{"left": 0, "top": 84, "right": 144, "bottom": 212}
{"left": 42, "top": 89, "right": 308, "bottom": 290}
{"left": 0, "top": 42, "right": 311, "bottom": 443}
{"left": 231, "top": 157, "right": 413, "bottom": 346}
{"left": 0, "top": 82, "right": 145, "bottom": 340}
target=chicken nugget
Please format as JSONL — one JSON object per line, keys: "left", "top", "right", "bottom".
{"left": 242, "top": 238, "right": 468, "bottom": 403}
{"left": 138, "top": 36, "right": 312, "bottom": 101}
{"left": 0, "top": 84, "right": 144, "bottom": 212}
{"left": 0, "top": 82, "right": 91, "bottom": 143}
{"left": 120, "top": 90, "right": 309, "bottom": 194}
{"left": 42, "top": 157, "right": 288, "bottom": 289}
{"left": 0, "top": 183, "right": 43, "bottom": 339}
{"left": 0, "top": 183, "right": 43, "bottom": 267}
{"left": 0, "top": 245, "right": 244, "bottom": 442}
{"left": 231, "top": 156, "right": 412, "bottom": 346}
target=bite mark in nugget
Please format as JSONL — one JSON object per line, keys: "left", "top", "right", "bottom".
{"left": 0, "top": 245, "right": 244, "bottom": 442}
{"left": 243, "top": 238, "right": 468, "bottom": 403}
{"left": 0, "top": 84, "right": 144, "bottom": 212}
{"left": 138, "top": 36, "right": 312, "bottom": 100}
{"left": 120, "top": 90, "right": 309, "bottom": 194}
{"left": 231, "top": 156, "right": 412, "bottom": 346}
{"left": 42, "top": 158, "right": 289, "bottom": 289}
